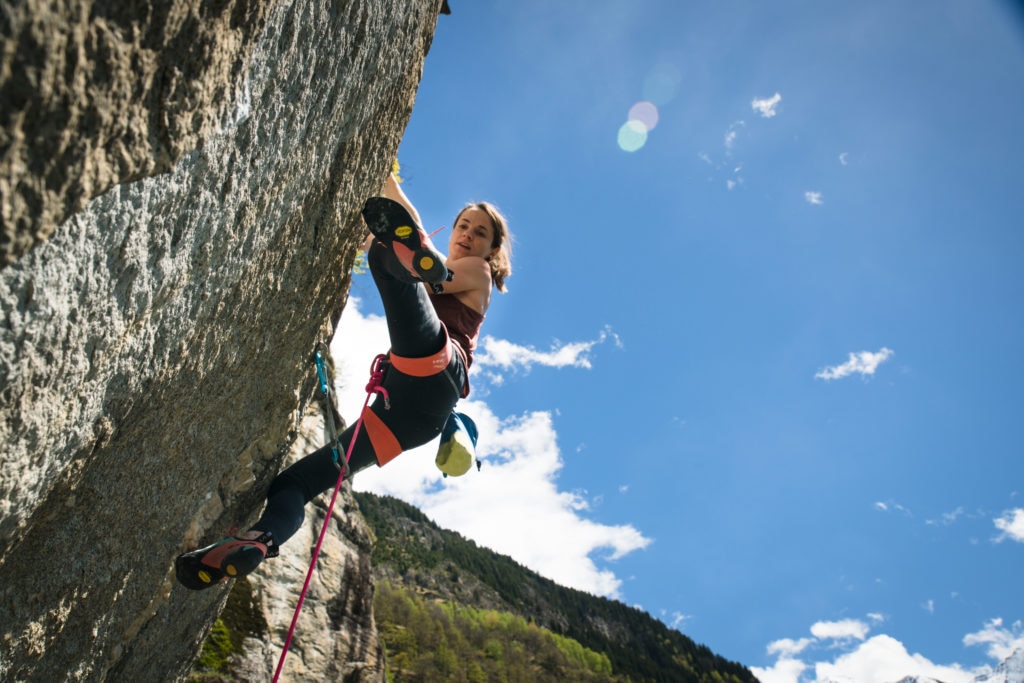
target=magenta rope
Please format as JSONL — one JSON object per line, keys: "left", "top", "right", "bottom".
{"left": 271, "top": 355, "right": 389, "bottom": 682}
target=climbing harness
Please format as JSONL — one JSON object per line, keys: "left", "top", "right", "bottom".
{"left": 272, "top": 346, "right": 389, "bottom": 683}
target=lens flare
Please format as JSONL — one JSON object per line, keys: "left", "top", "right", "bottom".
{"left": 628, "top": 101, "right": 659, "bottom": 132}
{"left": 642, "top": 63, "right": 682, "bottom": 106}
{"left": 617, "top": 120, "right": 648, "bottom": 152}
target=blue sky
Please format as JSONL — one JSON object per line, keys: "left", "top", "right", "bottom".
{"left": 336, "top": 1, "right": 1024, "bottom": 680}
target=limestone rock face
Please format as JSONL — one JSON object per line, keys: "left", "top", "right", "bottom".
{"left": 0, "top": 0, "right": 440, "bottom": 680}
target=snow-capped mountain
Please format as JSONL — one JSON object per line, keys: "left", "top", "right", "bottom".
{"left": 974, "top": 648, "right": 1024, "bottom": 683}
{"left": 887, "top": 648, "right": 1024, "bottom": 683}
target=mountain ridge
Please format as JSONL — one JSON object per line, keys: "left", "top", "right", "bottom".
{"left": 354, "top": 490, "right": 757, "bottom": 683}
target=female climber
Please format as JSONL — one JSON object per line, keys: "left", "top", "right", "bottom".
{"left": 175, "top": 173, "right": 511, "bottom": 589}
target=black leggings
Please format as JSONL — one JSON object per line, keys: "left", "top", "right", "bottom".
{"left": 252, "top": 242, "right": 466, "bottom": 546}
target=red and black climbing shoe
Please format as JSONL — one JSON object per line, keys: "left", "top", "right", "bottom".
{"left": 362, "top": 196, "right": 451, "bottom": 292}
{"left": 175, "top": 531, "right": 278, "bottom": 591}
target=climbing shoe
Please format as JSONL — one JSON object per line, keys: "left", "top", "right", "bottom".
{"left": 175, "top": 531, "right": 278, "bottom": 591}
{"left": 362, "top": 196, "right": 450, "bottom": 291}
{"left": 435, "top": 411, "right": 479, "bottom": 478}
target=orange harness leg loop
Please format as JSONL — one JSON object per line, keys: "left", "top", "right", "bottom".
{"left": 389, "top": 339, "right": 454, "bottom": 377}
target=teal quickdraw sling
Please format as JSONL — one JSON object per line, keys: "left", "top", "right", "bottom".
{"left": 314, "top": 342, "right": 347, "bottom": 478}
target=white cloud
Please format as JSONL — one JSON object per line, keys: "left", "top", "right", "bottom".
{"left": 473, "top": 325, "right": 620, "bottom": 382}
{"left": 839, "top": 152, "right": 849, "bottom": 165}
{"left": 814, "top": 635, "right": 972, "bottom": 683}
{"left": 804, "top": 191, "right": 824, "bottom": 205}
{"left": 724, "top": 120, "right": 745, "bottom": 152}
{"left": 815, "top": 347, "right": 894, "bottom": 380}
{"left": 927, "top": 506, "right": 965, "bottom": 527}
{"left": 874, "top": 499, "right": 911, "bottom": 515}
{"left": 994, "top": 508, "right": 1024, "bottom": 543}
{"left": 964, "top": 618, "right": 1024, "bottom": 661}
{"left": 331, "top": 297, "right": 649, "bottom": 599}
{"left": 752, "top": 655, "right": 808, "bottom": 683}
{"left": 752, "top": 92, "right": 782, "bottom": 118}
{"left": 702, "top": 123, "right": 747, "bottom": 189}
{"left": 668, "top": 611, "right": 692, "bottom": 630}
{"left": 811, "top": 618, "right": 869, "bottom": 641}
{"left": 751, "top": 616, "right": 1024, "bottom": 683}
{"left": 767, "top": 638, "right": 814, "bottom": 657}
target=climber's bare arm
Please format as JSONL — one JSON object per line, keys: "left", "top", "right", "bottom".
{"left": 382, "top": 173, "right": 422, "bottom": 226}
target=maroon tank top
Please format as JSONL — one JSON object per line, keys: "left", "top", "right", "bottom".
{"left": 429, "top": 292, "right": 485, "bottom": 369}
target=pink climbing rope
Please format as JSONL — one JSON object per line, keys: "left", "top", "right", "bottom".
{"left": 271, "top": 354, "right": 390, "bottom": 682}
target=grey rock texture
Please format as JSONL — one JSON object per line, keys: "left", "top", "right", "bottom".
{"left": 1, "top": 0, "right": 275, "bottom": 266}
{"left": 0, "top": 0, "right": 441, "bottom": 680}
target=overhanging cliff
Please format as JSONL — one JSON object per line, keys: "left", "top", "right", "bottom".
{"left": 0, "top": 0, "right": 442, "bottom": 680}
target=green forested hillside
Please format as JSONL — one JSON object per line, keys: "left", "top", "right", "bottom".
{"left": 375, "top": 580, "right": 615, "bottom": 681}
{"left": 355, "top": 491, "right": 758, "bottom": 683}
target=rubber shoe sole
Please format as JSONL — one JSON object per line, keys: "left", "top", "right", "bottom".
{"left": 362, "top": 197, "right": 449, "bottom": 287}
{"left": 175, "top": 534, "right": 275, "bottom": 591}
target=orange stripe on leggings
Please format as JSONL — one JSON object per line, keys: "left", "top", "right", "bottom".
{"left": 362, "top": 407, "right": 403, "bottom": 466}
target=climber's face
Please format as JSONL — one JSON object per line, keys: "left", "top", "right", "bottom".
{"left": 448, "top": 207, "right": 497, "bottom": 262}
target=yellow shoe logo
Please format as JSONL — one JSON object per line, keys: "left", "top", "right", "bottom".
{"left": 419, "top": 256, "right": 435, "bottom": 270}
{"left": 198, "top": 570, "right": 212, "bottom": 584}
{"left": 395, "top": 226, "right": 413, "bottom": 238}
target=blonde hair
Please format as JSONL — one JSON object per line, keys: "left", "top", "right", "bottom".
{"left": 456, "top": 202, "right": 512, "bottom": 292}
